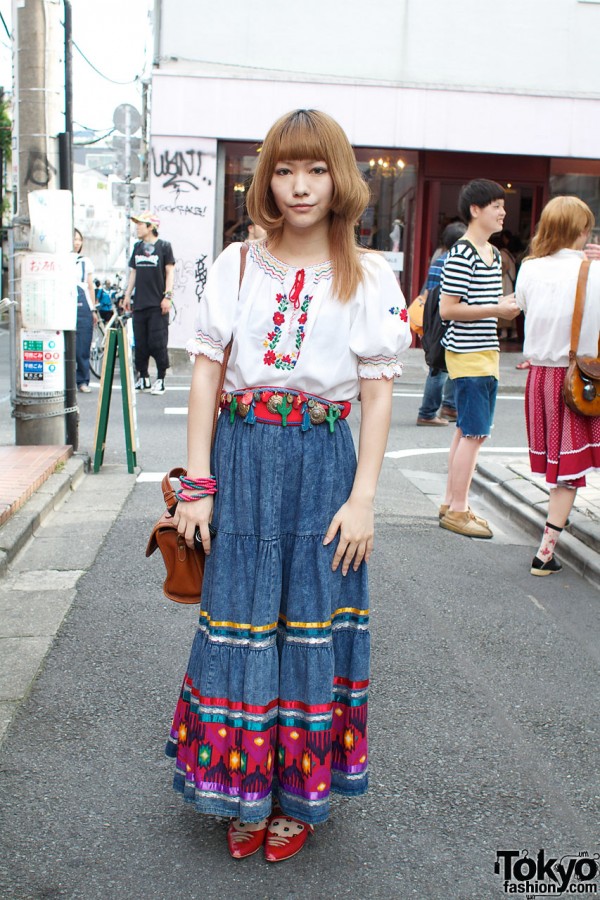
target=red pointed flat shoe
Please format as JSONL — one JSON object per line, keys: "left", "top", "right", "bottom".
{"left": 226, "top": 817, "right": 269, "bottom": 859}
{"left": 264, "top": 814, "right": 314, "bottom": 863}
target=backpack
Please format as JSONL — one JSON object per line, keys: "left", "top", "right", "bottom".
{"left": 421, "top": 282, "right": 448, "bottom": 373}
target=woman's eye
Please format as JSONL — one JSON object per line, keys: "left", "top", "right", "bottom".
{"left": 312, "top": 166, "right": 327, "bottom": 175}
{"left": 274, "top": 168, "right": 290, "bottom": 176}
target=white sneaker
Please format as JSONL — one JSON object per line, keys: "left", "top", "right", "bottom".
{"left": 150, "top": 378, "right": 166, "bottom": 395}
{"left": 135, "top": 377, "right": 151, "bottom": 391}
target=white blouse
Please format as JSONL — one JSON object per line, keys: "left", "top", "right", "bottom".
{"left": 187, "top": 240, "right": 411, "bottom": 401}
{"left": 516, "top": 249, "right": 600, "bottom": 367}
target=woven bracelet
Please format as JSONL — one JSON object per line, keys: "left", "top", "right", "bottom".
{"left": 175, "top": 489, "right": 214, "bottom": 503}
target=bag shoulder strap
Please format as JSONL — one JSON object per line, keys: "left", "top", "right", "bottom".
{"left": 570, "top": 259, "right": 591, "bottom": 359}
{"left": 211, "top": 242, "right": 249, "bottom": 440}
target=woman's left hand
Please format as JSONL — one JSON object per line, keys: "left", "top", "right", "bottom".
{"left": 323, "top": 495, "right": 375, "bottom": 576}
{"left": 584, "top": 243, "right": 600, "bottom": 260}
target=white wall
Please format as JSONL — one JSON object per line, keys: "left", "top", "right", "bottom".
{"left": 149, "top": 137, "right": 217, "bottom": 349}
{"left": 157, "top": 0, "right": 600, "bottom": 98}
{"left": 151, "top": 72, "right": 600, "bottom": 160}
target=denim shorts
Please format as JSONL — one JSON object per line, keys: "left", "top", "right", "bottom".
{"left": 453, "top": 376, "right": 498, "bottom": 438}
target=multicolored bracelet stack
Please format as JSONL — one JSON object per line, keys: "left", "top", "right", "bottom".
{"left": 175, "top": 474, "right": 218, "bottom": 503}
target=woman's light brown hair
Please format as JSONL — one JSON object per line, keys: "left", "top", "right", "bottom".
{"left": 246, "top": 109, "right": 370, "bottom": 301}
{"left": 528, "top": 195, "right": 595, "bottom": 258}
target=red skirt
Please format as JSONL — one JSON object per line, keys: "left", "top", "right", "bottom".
{"left": 525, "top": 365, "right": 600, "bottom": 487}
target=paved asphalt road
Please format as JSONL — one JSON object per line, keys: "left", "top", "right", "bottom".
{"left": 0, "top": 358, "right": 598, "bottom": 899}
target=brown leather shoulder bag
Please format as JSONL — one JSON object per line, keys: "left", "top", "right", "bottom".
{"left": 563, "top": 259, "right": 600, "bottom": 417}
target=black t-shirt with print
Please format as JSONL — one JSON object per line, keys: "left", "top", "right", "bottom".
{"left": 129, "top": 238, "right": 175, "bottom": 311}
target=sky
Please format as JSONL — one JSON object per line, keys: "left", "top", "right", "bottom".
{"left": 0, "top": 0, "right": 153, "bottom": 135}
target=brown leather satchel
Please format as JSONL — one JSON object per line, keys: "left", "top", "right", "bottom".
{"left": 145, "top": 468, "right": 205, "bottom": 603}
{"left": 145, "top": 242, "right": 248, "bottom": 603}
{"left": 563, "top": 259, "right": 600, "bottom": 417}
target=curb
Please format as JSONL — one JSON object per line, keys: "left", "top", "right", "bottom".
{"left": 0, "top": 454, "right": 88, "bottom": 577}
{"left": 472, "top": 463, "right": 600, "bottom": 590}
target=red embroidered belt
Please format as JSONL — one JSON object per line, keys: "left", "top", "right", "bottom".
{"left": 220, "top": 388, "right": 351, "bottom": 432}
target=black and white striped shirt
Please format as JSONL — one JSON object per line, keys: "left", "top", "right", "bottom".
{"left": 440, "top": 240, "right": 502, "bottom": 353}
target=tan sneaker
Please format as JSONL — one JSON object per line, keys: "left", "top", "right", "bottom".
{"left": 440, "top": 509, "right": 493, "bottom": 538}
{"left": 438, "top": 505, "right": 489, "bottom": 527}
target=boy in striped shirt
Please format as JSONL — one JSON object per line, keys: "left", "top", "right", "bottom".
{"left": 439, "top": 179, "right": 520, "bottom": 539}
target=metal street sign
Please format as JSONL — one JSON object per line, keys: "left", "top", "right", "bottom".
{"left": 113, "top": 104, "right": 141, "bottom": 135}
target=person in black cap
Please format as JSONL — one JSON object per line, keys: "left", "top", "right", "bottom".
{"left": 123, "top": 211, "right": 175, "bottom": 394}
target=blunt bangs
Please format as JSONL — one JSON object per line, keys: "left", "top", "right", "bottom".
{"left": 271, "top": 110, "right": 331, "bottom": 165}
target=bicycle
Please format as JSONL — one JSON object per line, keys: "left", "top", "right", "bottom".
{"left": 89, "top": 278, "right": 127, "bottom": 378}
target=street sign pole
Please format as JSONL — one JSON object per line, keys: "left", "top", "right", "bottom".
{"left": 112, "top": 104, "right": 142, "bottom": 266}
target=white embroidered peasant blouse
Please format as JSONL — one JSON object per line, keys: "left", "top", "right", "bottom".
{"left": 186, "top": 241, "right": 412, "bottom": 401}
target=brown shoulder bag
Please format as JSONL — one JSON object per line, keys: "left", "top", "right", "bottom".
{"left": 145, "top": 242, "right": 249, "bottom": 603}
{"left": 562, "top": 258, "right": 600, "bottom": 417}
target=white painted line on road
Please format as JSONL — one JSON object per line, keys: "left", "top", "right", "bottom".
{"left": 164, "top": 407, "right": 188, "bottom": 415}
{"left": 137, "top": 472, "right": 165, "bottom": 482}
{"left": 385, "top": 445, "right": 528, "bottom": 459}
{"left": 527, "top": 594, "right": 547, "bottom": 612}
{"left": 393, "top": 391, "right": 523, "bottom": 400}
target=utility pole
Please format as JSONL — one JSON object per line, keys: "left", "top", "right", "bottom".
{"left": 12, "top": 0, "right": 69, "bottom": 445}
{"left": 59, "top": 0, "right": 77, "bottom": 449}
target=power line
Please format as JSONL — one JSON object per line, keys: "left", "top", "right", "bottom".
{"left": 0, "top": 11, "right": 10, "bottom": 39}
{"left": 73, "top": 39, "right": 139, "bottom": 86}
{"left": 74, "top": 127, "right": 116, "bottom": 146}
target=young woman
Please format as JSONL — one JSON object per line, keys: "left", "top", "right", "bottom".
{"left": 516, "top": 196, "right": 600, "bottom": 575}
{"left": 73, "top": 228, "right": 96, "bottom": 392}
{"left": 166, "top": 109, "right": 411, "bottom": 862}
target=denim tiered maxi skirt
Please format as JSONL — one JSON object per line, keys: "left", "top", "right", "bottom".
{"left": 166, "top": 409, "right": 370, "bottom": 826}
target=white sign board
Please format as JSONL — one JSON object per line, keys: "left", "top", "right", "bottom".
{"left": 381, "top": 251, "right": 404, "bottom": 273}
{"left": 149, "top": 137, "right": 217, "bottom": 349}
{"left": 20, "top": 252, "right": 77, "bottom": 330}
{"left": 28, "top": 189, "right": 73, "bottom": 254}
{"left": 20, "top": 330, "right": 65, "bottom": 393}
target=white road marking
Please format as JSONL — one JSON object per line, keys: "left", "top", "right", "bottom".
{"left": 527, "top": 594, "right": 547, "bottom": 612}
{"left": 393, "top": 391, "right": 523, "bottom": 400}
{"left": 164, "top": 407, "right": 188, "bottom": 415}
{"left": 385, "top": 446, "right": 528, "bottom": 459}
{"left": 139, "top": 444, "right": 530, "bottom": 482}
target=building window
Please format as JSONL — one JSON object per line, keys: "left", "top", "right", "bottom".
{"left": 550, "top": 158, "right": 600, "bottom": 241}
{"left": 221, "top": 141, "right": 418, "bottom": 294}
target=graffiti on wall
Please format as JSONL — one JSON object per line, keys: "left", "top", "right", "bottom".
{"left": 150, "top": 137, "right": 217, "bottom": 348}
{"left": 25, "top": 150, "right": 57, "bottom": 188}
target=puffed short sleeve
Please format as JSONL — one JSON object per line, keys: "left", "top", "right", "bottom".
{"left": 186, "top": 242, "right": 244, "bottom": 363}
{"left": 350, "top": 253, "right": 412, "bottom": 380}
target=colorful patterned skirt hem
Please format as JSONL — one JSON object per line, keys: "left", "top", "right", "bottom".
{"left": 525, "top": 365, "right": 600, "bottom": 487}
{"left": 165, "top": 412, "right": 370, "bottom": 826}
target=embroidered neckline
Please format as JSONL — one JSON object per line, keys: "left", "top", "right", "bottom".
{"left": 251, "top": 240, "right": 333, "bottom": 284}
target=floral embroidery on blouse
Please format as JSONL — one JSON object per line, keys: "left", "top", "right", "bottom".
{"left": 262, "top": 268, "right": 312, "bottom": 370}
{"left": 389, "top": 306, "right": 408, "bottom": 322}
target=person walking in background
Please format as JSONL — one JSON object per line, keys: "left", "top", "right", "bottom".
{"left": 438, "top": 179, "right": 520, "bottom": 538}
{"left": 73, "top": 228, "right": 96, "bottom": 393}
{"left": 122, "top": 212, "right": 175, "bottom": 395}
{"left": 166, "top": 109, "right": 411, "bottom": 863}
{"left": 416, "top": 221, "right": 466, "bottom": 426}
{"left": 515, "top": 196, "right": 600, "bottom": 575}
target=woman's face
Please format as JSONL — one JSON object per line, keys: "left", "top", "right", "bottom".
{"left": 73, "top": 232, "right": 83, "bottom": 253}
{"left": 270, "top": 159, "right": 334, "bottom": 232}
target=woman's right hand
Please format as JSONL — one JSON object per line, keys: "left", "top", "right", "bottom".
{"left": 172, "top": 495, "right": 214, "bottom": 552}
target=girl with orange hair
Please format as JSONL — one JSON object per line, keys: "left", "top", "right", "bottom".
{"left": 166, "top": 110, "right": 411, "bottom": 861}
{"left": 516, "top": 195, "right": 600, "bottom": 575}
